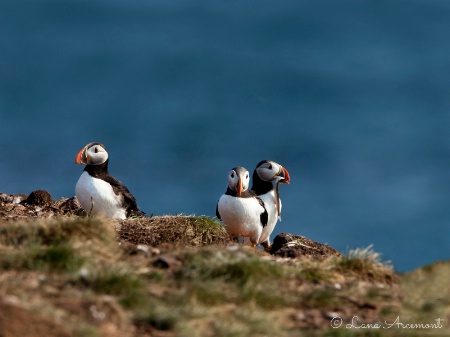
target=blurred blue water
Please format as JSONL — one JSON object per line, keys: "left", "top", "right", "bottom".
{"left": 1, "top": 0, "right": 449, "bottom": 271}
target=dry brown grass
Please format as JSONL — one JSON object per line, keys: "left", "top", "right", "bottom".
{"left": 0, "top": 217, "right": 131, "bottom": 337}
{"left": 118, "top": 215, "right": 230, "bottom": 247}
{"left": 0, "top": 195, "right": 446, "bottom": 337}
{"left": 0, "top": 214, "right": 406, "bottom": 337}
{"left": 332, "top": 245, "right": 398, "bottom": 285}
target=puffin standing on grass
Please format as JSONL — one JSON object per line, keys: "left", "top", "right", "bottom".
{"left": 74, "top": 142, "right": 145, "bottom": 219}
{"left": 251, "top": 160, "right": 290, "bottom": 251}
{"left": 216, "top": 167, "right": 268, "bottom": 247}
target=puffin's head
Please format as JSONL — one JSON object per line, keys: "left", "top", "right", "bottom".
{"left": 228, "top": 166, "right": 250, "bottom": 197}
{"left": 75, "top": 142, "right": 108, "bottom": 165}
{"left": 255, "top": 160, "right": 290, "bottom": 184}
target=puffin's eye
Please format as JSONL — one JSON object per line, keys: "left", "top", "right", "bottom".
{"left": 268, "top": 164, "right": 272, "bottom": 170}
{"left": 94, "top": 147, "right": 98, "bottom": 153}
{"left": 246, "top": 173, "right": 249, "bottom": 179}
{"left": 231, "top": 172, "right": 235, "bottom": 178}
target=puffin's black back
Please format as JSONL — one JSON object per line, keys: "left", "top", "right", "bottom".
{"left": 84, "top": 159, "right": 145, "bottom": 217}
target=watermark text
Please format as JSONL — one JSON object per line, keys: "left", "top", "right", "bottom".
{"left": 330, "top": 315, "right": 444, "bottom": 329}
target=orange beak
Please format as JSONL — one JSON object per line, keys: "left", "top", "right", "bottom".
{"left": 280, "top": 167, "right": 290, "bottom": 184}
{"left": 237, "top": 177, "right": 243, "bottom": 197}
{"left": 75, "top": 147, "right": 87, "bottom": 165}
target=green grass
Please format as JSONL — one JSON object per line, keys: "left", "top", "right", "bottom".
{"left": 174, "top": 248, "right": 292, "bottom": 309}
{"left": 324, "top": 329, "right": 427, "bottom": 337}
{"left": 1, "top": 215, "right": 448, "bottom": 337}
{"left": 0, "top": 217, "right": 117, "bottom": 247}
{"left": 205, "top": 258, "right": 285, "bottom": 286}
{"left": 302, "top": 287, "right": 341, "bottom": 309}
{"left": 0, "top": 244, "right": 84, "bottom": 272}
{"left": 78, "top": 268, "right": 146, "bottom": 309}
{"left": 134, "top": 307, "right": 178, "bottom": 331}
{"left": 176, "top": 249, "right": 285, "bottom": 286}
{"left": 333, "top": 245, "right": 396, "bottom": 284}
{"left": 301, "top": 265, "right": 331, "bottom": 283}
{"left": 30, "top": 244, "right": 85, "bottom": 271}
{"left": 0, "top": 217, "right": 118, "bottom": 273}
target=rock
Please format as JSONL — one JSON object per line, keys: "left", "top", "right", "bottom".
{"left": 270, "top": 233, "right": 342, "bottom": 260}
{"left": 0, "top": 193, "right": 27, "bottom": 204}
{"left": 57, "top": 197, "right": 84, "bottom": 215}
{"left": 119, "top": 241, "right": 140, "bottom": 255}
{"left": 21, "top": 190, "right": 53, "bottom": 206}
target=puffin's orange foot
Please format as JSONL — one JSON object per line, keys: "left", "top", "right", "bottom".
{"left": 251, "top": 242, "right": 257, "bottom": 248}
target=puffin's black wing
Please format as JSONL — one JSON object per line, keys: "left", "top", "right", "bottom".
{"left": 257, "top": 197, "right": 268, "bottom": 228}
{"left": 216, "top": 202, "right": 221, "bottom": 220}
{"left": 101, "top": 175, "right": 145, "bottom": 217}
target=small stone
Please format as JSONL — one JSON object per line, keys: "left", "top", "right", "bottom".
{"left": 57, "top": 196, "right": 84, "bottom": 214}
{"left": 153, "top": 254, "right": 182, "bottom": 269}
{"left": 119, "top": 241, "right": 140, "bottom": 254}
{"left": 227, "top": 245, "right": 240, "bottom": 252}
{"left": 136, "top": 245, "right": 150, "bottom": 254}
{"left": 22, "top": 190, "right": 53, "bottom": 206}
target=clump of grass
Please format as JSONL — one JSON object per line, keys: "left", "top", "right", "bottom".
{"left": 28, "top": 244, "right": 85, "bottom": 272}
{"left": 118, "top": 215, "right": 229, "bottom": 247}
{"left": 400, "top": 260, "right": 450, "bottom": 327}
{"left": 78, "top": 268, "right": 146, "bottom": 309}
{"left": 0, "top": 217, "right": 120, "bottom": 274}
{"left": 88, "top": 270, "right": 142, "bottom": 295}
{"left": 419, "top": 301, "right": 435, "bottom": 312}
{"left": 193, "top": 282, "right": 230, "bottom": 305}
{"left": 300, "top": 265, "right": 331, "bottom": 283}
{"left": 206, "top": 258, "right": 285, "bottom": 286}
{"left": 334, "top": 245, "right": 397, "bottom": 284}
{"left": 0, "top": 244, "right": 84, "bottom": 272}
{"left": 173, "top": 247, "right": 293, "bottom": 311}
{"left": 242, "top": 286, "right": 287, "bottom": 309}
{"left": 0, "top": 217, "right": 117, "bottom": 247}
{"left": 72, "top": 323, "right": 100, "bottom": 337}
{"left": 176, "top": 248, "right": 285, "bottom": 287}
{"left": 134, "top": 307, "right": 178, "bottom": 331}
{"left": 302, "top": 287, "right": 340, "bottom": 309}
{"left": 210, "top": 305, "right": 293, "bottom": 337}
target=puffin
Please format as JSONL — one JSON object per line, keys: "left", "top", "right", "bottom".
{"left": 216, "top": 166, "right": 268, "bottom": 247}
{"left": 251, "top": 160, "right": 290, "bottom": 251}
{"left": 74, "top": 142, "right": 145, "bottom": 219}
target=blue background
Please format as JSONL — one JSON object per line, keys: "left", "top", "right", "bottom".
{"left": 1, "top": 0, "right": 449, "bottom": 271}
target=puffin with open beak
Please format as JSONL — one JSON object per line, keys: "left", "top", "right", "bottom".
{"left": 216, "top": 166, "right": 268, "bottom": 247}
{"left": 251, "top": 160, "right": 291, "bottom": 251}
{"left": 74, "top": 142, "right": 145, "bottom": 219}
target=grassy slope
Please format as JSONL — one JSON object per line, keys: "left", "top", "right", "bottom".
{"left": 0, "top": 216, "right": 448, "bottom": 337}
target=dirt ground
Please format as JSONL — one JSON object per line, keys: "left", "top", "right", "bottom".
{"left": 0, "top": 190, "right": 447, "bottom": 337}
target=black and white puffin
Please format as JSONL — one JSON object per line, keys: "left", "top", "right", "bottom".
{"left": 216, "top": 167, "right": 268, "bottom": 247}
{"left": 74, "top": 142, "right": 145, "bottom": 219}
{"left": 251, "top": 160, "right": 290, "bottom": 250}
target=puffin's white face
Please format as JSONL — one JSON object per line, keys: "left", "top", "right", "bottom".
{"left": 255, "top": 160, "right": 290, "bottom": 184}
{"left": 75, "top": 142, "right": 108, "bottom": 165}
{"left": 228, "top": 167, "right": 250, "bottom": 196}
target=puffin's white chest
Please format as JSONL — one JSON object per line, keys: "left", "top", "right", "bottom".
{"left": 75, "top": 171, "right": 126, "bottom": 219}
{"left": 258, "top": 190, "right": 281, "bottom": 243}
{"left": 218, "top": 194, "right": 264, "bottom": 243}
